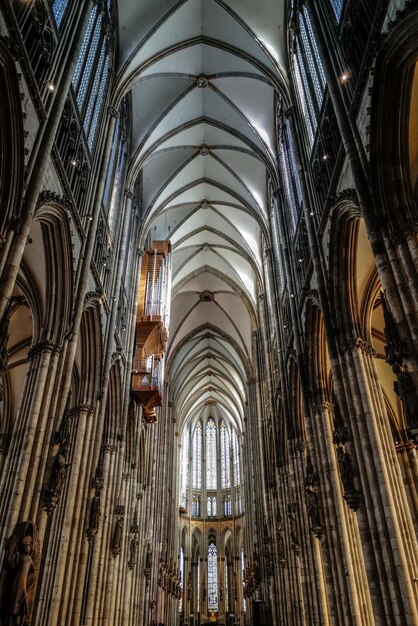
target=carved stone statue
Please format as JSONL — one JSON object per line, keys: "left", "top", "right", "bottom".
{"left": 128, "top": 536, "right": 138, "bottom": 570}
{"left": 336, "top": 444, "right": 354, "bottom": 492}
{"left": 393, "top": 364, "right": 418, "bottom": 426}
{"left": 44, "top": 409, "right": 73, "bottom": 513}
{"left": 111, "top": 505, "right": 125, "bottom": 557}
{"left": 144, "top": 543, "right": 152, "bottom": 586}
{"left": 4, "top": 522, "right": 40, "bottom": 626}
{"left": 287, "top": 502, "right": 301, "bottom": 555}
{"left": 187, "top": 571, "right": 192, "bottom": 601}
{"left": 46, "top": 453, "right": 70, "bottom": 497}
{"left": 87, "top": 493, "right": 101, "bottom": 542}
{"left": 275, "top": 518, "right": 286, "bottom": 566}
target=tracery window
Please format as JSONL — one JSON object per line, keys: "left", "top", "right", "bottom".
{"left": 220, "top": 421, "right": 231, "bottom": 488}
{"left": 192, "top": 494, "right": 201, "bottom": 518}
{"left": 241, "top": 548, "right": 246, "bottom": 611}
{"left": 223, "top": 494, "right": 232, "bottom": 517}
{"left": 331, "top": 0, "right": 344, "bottom": 21}
{"left": 192, "top": 422, "right": 202, "bottom": 489}
{"left": 224, "top": 560, "right": 229, "bottom": 611}
{"left": 180, "top": 428, "right": 189, "bottom": 509}
{"left": 51, "top": 0, "right": 69, "bottom": 27}
{"left": 208, "top": 542, "right": 218, "bottom": 611}
{"left": 232, "top": 430, "right": 241, "bottom": 487}
{"left": 279, "top": 113, "right": 303, "bottom": 231}
{"left": 206, "top": 418, "right": 217, "bottom": 490}
{"left": 71, "top": 2, "right": 112, "bottom": 151}
{"left": 182, "top": 417, "right": 242, "bottom": 519}
{"left": 299, "top": 8, "right": 325, "bottom": 103}
{"left": 207, "top": 494, "right": 217, "bottom": 517}
{"left": 179, "top": 546, "right": 184, "bottom": 612}
{"left": 292, "top": 5, "right": 326, "bottom": 149}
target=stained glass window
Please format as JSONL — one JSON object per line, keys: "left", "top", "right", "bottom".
{"left": 87, "top": 52, "right": 109, "bottom": 149}
{"left": 70, "top": 2, "right": 112, "bottom": 150}
{"left": 72, "top": 6, "right": 98, "bottom": 92}
{"left": 208, "top": 543, "right": 218, "bottom": 611}
{"left": 51, "top": 0, "right": 69, "bottom": 27}
{"left": 83, "top": 40, "right": 106, "bottom": 135}
{"left": 331, "top": 0, "right": 344, "bottom": 21}
{"left": 75, "top": 11, "right": 103, "bottom": 109}
{"left": 220, "top": 421, "right": 231, "bottom": 488}
{"left": 223, "top": 494, "right": 232, "bottom": 517}
{"left": 294, "top": 48, "right": 316, "bottom": 147}
{"left": 232, "top": 430, "right": 241, "bottom": 487}
{"left": 300, "top": 8, "right": 326, "bottom": 103}
{"left": 279, "top": 117, "right": 303, "bottom": 232}
{"left": 207, "top": 494, "right": 217, "bottom": 517}
{"left": 241, "top": 548, "right": 246, "bottom": 611}
{"left": 179, "top": 546, "right": 184, "bottom": 612}
{"left": 197, "top": 561, "right": 200, "bottom": 610}
{"left": 206, "top": 418, "right": 217, "bottom": 490}
{"left": 224, "top": 561, "right": 229, "bottom": 611}
{"left": 180, "top": 428, "right": 189, "bottom": 509}
{"left": 193, "top": 422, "right": 202, "bottom": 489}
{"left": 192, "top": 494, "right": 201, "bottom": 517}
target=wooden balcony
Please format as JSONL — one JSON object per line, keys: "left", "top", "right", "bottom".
{"left": 131, "top": 357, "right": 163, "bottom": 423}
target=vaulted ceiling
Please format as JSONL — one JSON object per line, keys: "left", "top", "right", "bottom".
{"left": 115, "top": 0, "right": 289, "bottom": 433}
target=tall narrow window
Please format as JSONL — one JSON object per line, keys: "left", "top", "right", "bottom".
{"left": 83, "top": 39, "right": 106, "bottom": 136}
{"left": 197, "top": 561, "right": 200, "bottom": 610}
{"left": 223, "top": 494, "right": 232, "bottom": 517}
{"left": 180, "top": 428, "right": 190, "bottom": 509}
{"left": 279, "top": 115, "right": 303, "bottom": 231}
{"left": 241, "top": 548, "right": 246, "bottom": 611}
{"left": 292, "top": 5, "right": 326, "bottom": 149}
{"left": 179, "top": 546, "right": 184, "bottom": 612}
{"left": 206, "top": 418, "right": 217, "bottom": 490}
{"left": 294, "top": 48, "right": 316, "bottom": 146}
{"left": 192, "top": 494, "right": 201, "bottom": 518}
{"left": 51, "top": 0, "right": 69, "bottom": 27}
{"left": 71, "top": 2, "right": 112, "bottom": 151}
{"left": 220, "top": 421, "right": 231, "bottom": 488}
{"left": 224, "top": 561, "right": 229, "bottom": 612}
{"left": 331, "top": 0, "right": 344, "bottom": 21}
{"left": 232, "top": 430, "right": 241, "bottom": 487}
{"left": 207, "top": 494, "right": 217, "bottom": 517}
{"left": 73, "top": 7, "right": 103, "bottom": 109}
{"left": 299, "top": 7, "right": 326, "bottom": 104}
{"left": 192, "top": 422, "right": 202, "bottom": 489}
{"left": 208, "top": 542, "right": 218, "bottom": 611}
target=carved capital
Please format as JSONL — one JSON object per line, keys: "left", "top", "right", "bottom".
{"left": 28, "top": 340, "right": 59, "bottom": 360}
{"left": 340, "top": 337, "right": 377, "bottom": 357}
{"left": 312, "top": 400, "right": 334, "bottom": 415}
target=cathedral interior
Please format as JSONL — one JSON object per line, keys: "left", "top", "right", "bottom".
{"left": 0, "top": 0, "right": 417, "bottom": 625}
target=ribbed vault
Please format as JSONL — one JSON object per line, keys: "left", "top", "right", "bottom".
{"left": 115, "top": 0, "right": 287, "bottom": 431}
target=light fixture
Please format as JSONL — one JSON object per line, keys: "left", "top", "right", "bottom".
{"left": 290, "top": 293, "right": 294, "bottom": 298}
{"left": 298, "top": 257, "right": 303, "bottom": 263}
{"left": 322, "top": 153, "right": 330, "bottom": 161}
{"left": 44, "top": 80, "right": 55, "bottom": 92}
{"left": 340, "top": 72, "right": 350, "bottom": 83}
